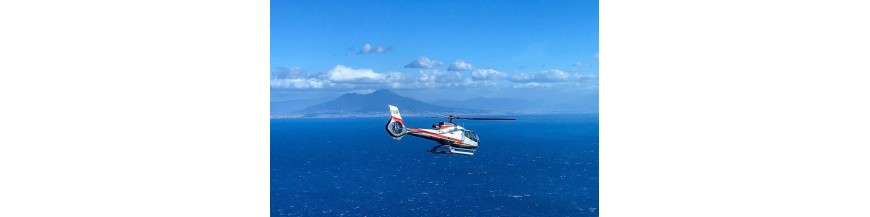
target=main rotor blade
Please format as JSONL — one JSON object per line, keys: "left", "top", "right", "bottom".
{"left": 457, "top": 117, "right": 517, "bottom": 121}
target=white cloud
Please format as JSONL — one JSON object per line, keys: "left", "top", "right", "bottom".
{"left": 471, "top": 68, "right": 505, "bottom": 80}
{"left": 512, "top": 82, "right": 550, "bottom": 88}
{"left": 546, "top": 69, "right": 570, "bottom": 80}
{"left": 326, "top": 65, "right": 403, "bottom": 83}
{"left": 417, "top": 70, "right": 463, "bottom": 83}
{"left": 447, "top": 60, "right": 474, "bottom": 71}
{"left": 404, "top": 57, "right": 443, "bottom": 69}
{"left": 401, "top": 69, "right": 478, "bottom": 89}
{"left": 573, "top": 61, "right": 588, "bottom": 67}
{"left": 270, "top": 65, "right": 408, "bottom": 89}
{"left": 270, "top": 78, "right": 330, "bottom": 89}
{"left": 326, "top": 65, "right": 380, "bottom": 81}
{"left": 342, "top": 89, "right": 376, "bottom": 94}
{"left": 508, "top": 70, "right": 593, "bottom": 83}
{"left": 271, "top": 66, "right": 304, "bottom": 79}
{"left": 357, "top": 43, "right": 390, "bottom": 54}
{"left": 270, "top": 66, "right": 331, "bottom": 89}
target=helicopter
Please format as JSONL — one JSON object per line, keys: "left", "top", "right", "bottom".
{"left": 385, "top": 105, "right": 516, "bottom": 156}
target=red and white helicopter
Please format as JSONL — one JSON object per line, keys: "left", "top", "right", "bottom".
{"left": 385, "top": 105, "right": 516, "bottom": 156}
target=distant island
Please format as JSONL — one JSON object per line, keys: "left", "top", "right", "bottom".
{"left": 271, "top": 89, "right": 596, "bottom": 118}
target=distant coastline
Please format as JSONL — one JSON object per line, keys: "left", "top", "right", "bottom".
{"left": 270, "top": 111, "right": 597, "bottom": 119}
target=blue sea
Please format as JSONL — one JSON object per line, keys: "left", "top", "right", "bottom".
{"left": 271, "top": 114, "right": 599, "bottom": 216}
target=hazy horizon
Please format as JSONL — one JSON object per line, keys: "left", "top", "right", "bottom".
{"left": 271, "top": 89, "right": 598, "bottom": 114}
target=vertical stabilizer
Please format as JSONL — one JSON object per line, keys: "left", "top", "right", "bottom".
{"left": 385, "top": 105, "right": 409, "bottom": 139}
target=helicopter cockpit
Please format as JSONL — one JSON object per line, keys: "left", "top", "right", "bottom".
{"left": 463, "top": 130, "right": 479, "bottom": 142}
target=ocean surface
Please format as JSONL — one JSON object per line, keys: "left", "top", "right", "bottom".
{"left": 271, "top": 114, "right": 599, "bottom": 216}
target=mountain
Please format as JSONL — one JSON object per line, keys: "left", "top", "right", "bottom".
{"left": 298, "top": 89, "right": 477, "bottom": 115}
{"left": 270, "top": 97, "right": 332, "bottom": 113}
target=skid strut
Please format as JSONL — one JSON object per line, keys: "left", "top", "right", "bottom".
{"left": 428, "top": 144, "right": 475, "bottom": 156}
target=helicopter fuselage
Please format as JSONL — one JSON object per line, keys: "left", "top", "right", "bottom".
{"left": 406, "top": 122, "right": 479, "bottom": 149}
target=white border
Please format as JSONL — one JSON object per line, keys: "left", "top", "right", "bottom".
{"left": 603, "top": 0, "right": 870, "bottom": 216}
{"left": 1, "top": 0, "right": 269, "bottom": 216}
{"left": 3, "top": 0, "right": 870, "bottom": 216}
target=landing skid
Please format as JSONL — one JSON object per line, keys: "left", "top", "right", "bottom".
{"left": 428, "top": 144, "right": 475, "bottom": 156}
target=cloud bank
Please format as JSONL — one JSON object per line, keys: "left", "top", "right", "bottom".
{"left": 271, "top": 65, "right": 403, "bottom": 89}
{"left": 471, "top": 68, "right": 505, "bottom": 80}
{"left": 512, "top": 82, "right": 551, "bottom": 88}
{"left": 507, "top": 70, "right": 594, "bottom": 83}
{"left": 271, "top": 65, "right": 597, "bottom": 90}
{"left": 325, "top": 65, "right": 403, "bottom": 83}
{"left": 404, "top": 57, "right": 443, "bottom": 69}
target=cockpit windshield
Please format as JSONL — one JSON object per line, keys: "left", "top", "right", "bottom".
{"left": 464, "top": 130, "right": 479, "bottom": 142}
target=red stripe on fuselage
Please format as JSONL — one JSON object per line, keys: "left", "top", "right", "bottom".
{"left": 409, "top": 128, "right": 463, "bottom": 144}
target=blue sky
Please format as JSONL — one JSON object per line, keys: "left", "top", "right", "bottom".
{"left": 271, "top": 0, "right": 598, "bottom": 103}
